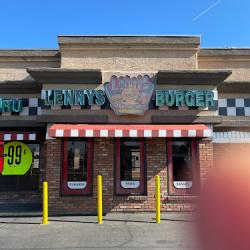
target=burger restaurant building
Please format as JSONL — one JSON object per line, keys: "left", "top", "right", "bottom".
{"left": 0, "top": 36, "right": 249, "bottom": 214}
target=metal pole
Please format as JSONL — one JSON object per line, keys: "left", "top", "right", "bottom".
{"left": 42, "top": 181, "right": 49, "bottom": 225}
{"left": 97, "top": 175, "right": 103, "bottom": 224}
{"left": 155, "top": 175, "right": 161, "bottom": 224}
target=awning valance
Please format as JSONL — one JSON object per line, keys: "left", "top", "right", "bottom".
{"left": 48, "top": 124, "right": 212, "bottom": 138}
{"left": 0, "top": 132, "right": 37, "bottom": 141}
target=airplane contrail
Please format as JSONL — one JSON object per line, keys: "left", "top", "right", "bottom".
{"left": 192, "top": 0, "right": 223, "bottom": 22}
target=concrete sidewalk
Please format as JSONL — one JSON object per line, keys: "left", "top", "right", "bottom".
{"left": 0, "top": 213, "right": 199, "bottom": 250}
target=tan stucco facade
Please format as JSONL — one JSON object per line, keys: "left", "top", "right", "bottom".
{"left": 198, "top": 49, "right": 250, "bottom": 82}
{"left": 0, "top": 35, "right": 250, "bottom": 214}
{"left": 1, "top": 36, "right": 250, "bottom": 83}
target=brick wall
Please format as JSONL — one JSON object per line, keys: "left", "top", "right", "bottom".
{"left": 199, "top": 139, "right": 213, "bottom": 184}
{"left": 45, "top": 139, "right": 96, "bottom": 213}
{"left": 44, "top": 138, "right": 210, "bottom": 214}
{"left": 0, "top": 138, "right": 215, "bottom": 212}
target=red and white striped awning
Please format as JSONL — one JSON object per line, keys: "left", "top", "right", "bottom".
{"left": 0, "top": 132, "right": 37, "bottom": 141}
{"left": 48, "top": 124, "right": 212, "bottom": 138}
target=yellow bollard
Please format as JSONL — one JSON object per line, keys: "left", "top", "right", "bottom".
{"left": 42, "top": 181, "right": 49, "bottom": 225}
{"left": 97, "top": 175, "right": 103, "bottom": 224}
{"left": 155, "top": 175, "right": 161, "bottom": 224}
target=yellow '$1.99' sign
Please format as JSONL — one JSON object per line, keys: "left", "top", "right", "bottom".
{"left": 1, "top": 141, "right": 33, "bottom": 175}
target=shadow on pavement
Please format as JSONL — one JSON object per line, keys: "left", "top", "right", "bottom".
{"left": 103, "top": 218, "right": 155, "bottom": 224}
{"left": 50, "top": 218, "right": 155, "bottom": 224}
{"left": 0, "top": 221, "right": 40, "bottom": 225}
{"left": 0, "top": 216, "right": 196, "bottom": 225}
{"left": 160, "top": 218, "right": 196, "bottom": 223}
{"left": 49, "top": 219, "right": 97, "bottom": 224}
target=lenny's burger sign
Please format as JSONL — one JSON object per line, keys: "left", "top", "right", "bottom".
{"left": 41, "top": 74, "right": 215, "bottom": 115}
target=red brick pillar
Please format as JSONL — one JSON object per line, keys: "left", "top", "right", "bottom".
{"left": 199, "top": 139, "right": 213, "bottom": 184}
{"left": 93, "top": 138, "right": 114, "bottom": 213}
{"left": 146, "top": 138, "right": 167, "bottom": 206}
{"left": 45, "top": 139, "right": 62, "bottom": 211}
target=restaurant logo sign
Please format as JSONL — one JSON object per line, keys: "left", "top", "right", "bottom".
{"left": 41, "top": 74, "right": 216, "bottom": 115}
{"left": 104, "top": 75, "right": 155, "bottom": 115}
{"left": 0, "top": 98, "right": 23, "bottom": 113}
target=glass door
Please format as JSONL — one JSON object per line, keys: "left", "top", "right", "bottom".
{"left": 168, "top": 139, "right": 198, "bottom": 195}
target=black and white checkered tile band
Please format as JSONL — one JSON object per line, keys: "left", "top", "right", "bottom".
{"left": 0, "top": 98, "right": 41, "bottom": 116}
{"left": 2, "top": 96, "right": 249, "bottom": 117}
{"left": 218, "top": 98, "right": 250, "bottom": 116}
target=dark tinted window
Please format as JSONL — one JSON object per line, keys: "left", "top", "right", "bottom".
{"left": 67, "top": 140, "right": 87, "bottom": 182}
{"left": 172, "top": 141, "right": 193, "bottom": 182}
{"left": 120, "top": 139, "right": 141, "bottom": 182}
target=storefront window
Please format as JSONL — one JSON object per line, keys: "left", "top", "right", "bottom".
{"left": 168, "top": 139, "right": 198, "bottom": 195}
{"left": 115, "top": 138, "right": 146, "bottom": 195}
{"left": 0, "top": 142, "right": 40, "bottom": 192}
{"left": 62, "top": 139, "right": 92, "bottom": 195}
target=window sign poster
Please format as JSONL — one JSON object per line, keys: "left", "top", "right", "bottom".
{"left": 28, "top": 144, "right": 40, "bottom": 169}
{"left": 33, "top": 159, "right": 39, "bottom": 169}
{"left": 74, "top": 148, "right": 80, "bottom": 169}
{"left": 1, "top": 141, "right": 33, "bottom": 175}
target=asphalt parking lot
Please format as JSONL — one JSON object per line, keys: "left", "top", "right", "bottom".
{"left": 0, "top": 213, "right": 199, "bottom": 250}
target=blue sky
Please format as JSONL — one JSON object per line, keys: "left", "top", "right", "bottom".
{"left": 0, "top": 0, "right": 249, "bottom": 48}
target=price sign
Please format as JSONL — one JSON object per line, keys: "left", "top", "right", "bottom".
{"left": 1, "top": 141, "right": 33, "bottom": 175}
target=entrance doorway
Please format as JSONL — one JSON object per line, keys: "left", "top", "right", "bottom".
{"left": 168, "top": 139, "right": 198, "bottom": 195}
